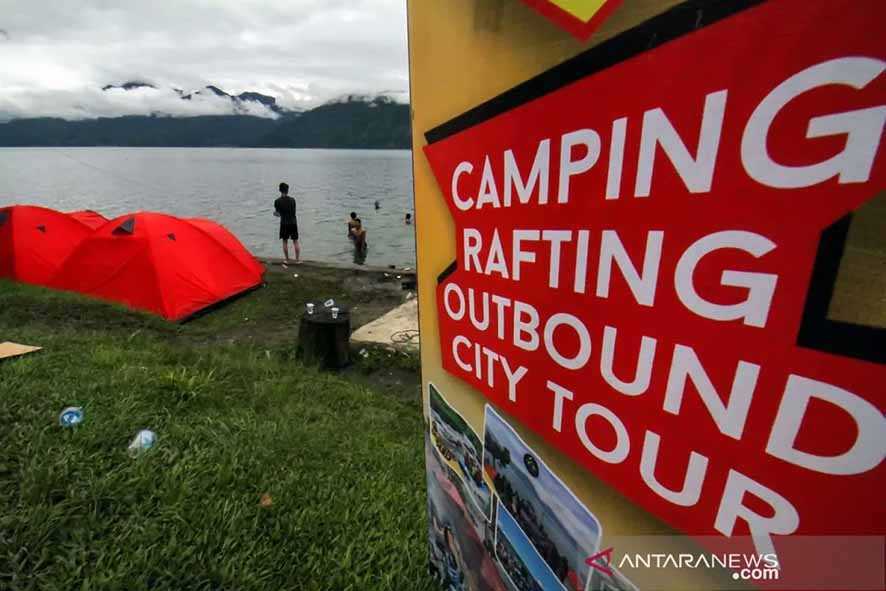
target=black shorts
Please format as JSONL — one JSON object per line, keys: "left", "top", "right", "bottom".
{"left": 280, "top": 222, "right": 299, "bottom": 241}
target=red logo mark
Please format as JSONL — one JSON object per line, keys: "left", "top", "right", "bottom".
{"left": 586, "top": 547, "right": 614, "bottom": 577}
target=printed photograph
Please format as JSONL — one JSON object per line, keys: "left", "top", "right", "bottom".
{"left": 429, "top": 383, "right": 493, "bottom": 517}
{"left": 589, "top": 565, "right": 639, "bottom": 591}
{"left": 494, "top": 501, "right": 567, "bottom": 591}
{"left": 426, "top": 432, "right": 507, "bottom": 591}
{"left": 484, "top": 405, "right": 602, "bottom": 591}
{"left": 445, "top": 454, "right": 495, "bottom": 539}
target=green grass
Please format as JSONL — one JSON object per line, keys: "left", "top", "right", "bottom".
{"left": 0, "top": 281, "right": 435, "bottom": 591}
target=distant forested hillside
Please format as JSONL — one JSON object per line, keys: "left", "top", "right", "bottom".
{"left": 260, "top": 98, "right": 411, "bottom": 149}
{"left": 0, "top": 97, "right": 411, "bottom": 149}
{"left": 0, "top": 116, "right": 279, "bottom": 147}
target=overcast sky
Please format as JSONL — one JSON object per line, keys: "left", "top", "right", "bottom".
{"left": 0, "top": 0, "right": 409, "bottom": 120}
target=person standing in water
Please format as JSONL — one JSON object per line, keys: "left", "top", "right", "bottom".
{"left": 351, "top": 217, "right": 368, "bottom": 265}
{"left": 274, "top": 182, "right": 300, "bottom": 265}
{"left": 351, "top": 218, "right": 368, "bottom": 250}
{"left": 347, "top": 211, "right": 359, "bottom": 238}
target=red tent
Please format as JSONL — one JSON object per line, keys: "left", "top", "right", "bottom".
{"left": 0, "top": 205, "right": 92, "bottom": 286}
{"left": 186, "top": 218, "right": 264, "bottom": 278}
{"left": 51, "top": 213, "right": 264, "bottom": 321}
{"left": 68, "top": 210, "right": 110, "bottom": 230}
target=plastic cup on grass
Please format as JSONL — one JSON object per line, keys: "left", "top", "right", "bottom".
{"left": 128, "top": 430, "right": 157, "bottom": 457}
{"left": 59, "top": 406, "right": 84, "bottom": 428}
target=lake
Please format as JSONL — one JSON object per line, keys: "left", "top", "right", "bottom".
{"left": 0, "top": 147, "right": 416, "bottom": 267}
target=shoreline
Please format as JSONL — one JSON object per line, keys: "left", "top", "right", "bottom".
{"left": 257, "top": 256, "right": 416, "bottom": 276}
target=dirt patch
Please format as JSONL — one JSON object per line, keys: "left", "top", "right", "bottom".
{"left": 345, "top": 347, "right": 423, "bottom": 405}
{"left": 185, "top": 261, "right": 422, "bottom": 400}
{"left": 180, "top": 261, "right": 414, "bottom": 347}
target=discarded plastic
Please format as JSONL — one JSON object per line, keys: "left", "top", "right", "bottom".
{"left": 293, "top": 274, "right": 299, "bottom": 278}
{"left": 324, "top": 299, "right": 335, "bottom": 308}
{"left": 59, "top": 406, "right": 84, "bottom": 428}
{"left": 128, "top": 430, "right": 157, "bottom": 456}
{"left": 306, "top": 302, "right": 315, "bottom": 315}
{"left": 331, "top": 307, "right": 340, "bottom": 320}
{"left": 406, "top": 292, "right": 415, "bottom": 300}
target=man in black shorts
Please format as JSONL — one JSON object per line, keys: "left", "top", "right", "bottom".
{"left": 274, "top": 182, "right": 300, "bottom": 264}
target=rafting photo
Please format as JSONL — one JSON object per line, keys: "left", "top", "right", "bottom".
{"left": 429, "top": 383, "right": 493, "bottom": 517}
{"left": 484, "top": 406, "right": 602, "bottom": 591}
{"left": 494, "top": 500, "right": 568, "bottom": 591}
{"left": 426, "top": 428, "right": 504, "bottom": 591}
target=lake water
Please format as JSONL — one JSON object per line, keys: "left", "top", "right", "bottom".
{"left": 0, "top": 147, "right": 416, "bottom": 267}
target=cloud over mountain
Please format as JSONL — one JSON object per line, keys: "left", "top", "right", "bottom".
{"left": 0, "top": 84, "right": 283, "bottom": 121}
{"left": 0, "top": 0, "right": 409, "bottom": 119}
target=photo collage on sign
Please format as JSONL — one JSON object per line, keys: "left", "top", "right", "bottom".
{"left": 425, "top": 384, "right": 639, "bottom": 591}
{"left": 426, "top": 384, "right": 501, "bottom": 591}
{"left": 429, "top": 383, "right": 493, "bottom": 517}
{"left": 495, "top": 504, "right": 567, "bottom": 591}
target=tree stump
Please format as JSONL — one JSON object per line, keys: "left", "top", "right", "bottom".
{"left": 297, "top": 303, "right": 351, "bottom": 369}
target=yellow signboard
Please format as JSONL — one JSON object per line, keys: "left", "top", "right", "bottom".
{"left": 520, "top": 0, "right": 623, "bottom": 39}
{"left": 409, "top": 1, "right": 886, "bottom": 590}
{"left": 408, "top": 3, "right": 717, "bottom": 589}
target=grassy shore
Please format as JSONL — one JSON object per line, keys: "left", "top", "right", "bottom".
{"left": 0, "top": 269, "right": 433, "bottom": 591}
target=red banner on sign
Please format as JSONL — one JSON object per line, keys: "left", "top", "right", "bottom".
{"left": 424, "top": 0, "right": 885, "bottom": 567}
{"left": 520, "top": 0, "right": 623, "bottom": 40}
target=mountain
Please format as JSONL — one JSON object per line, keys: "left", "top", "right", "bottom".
{"left": 102, "top": 81, "right": 156, "bottom": 91}
{"left": 105, "top": 81, "right": 288, "bottom": 115}
{"left": 0, "top": 94, "right": 411, "bottom": 149}
{"left": 0, "top": 115, "right": 281, "bottom": 147}
{"left": 260, "top": 96, "right": 410, "bottom": 149}
{"left": 234, "top": 91, "right": 283, "bottom": 112}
